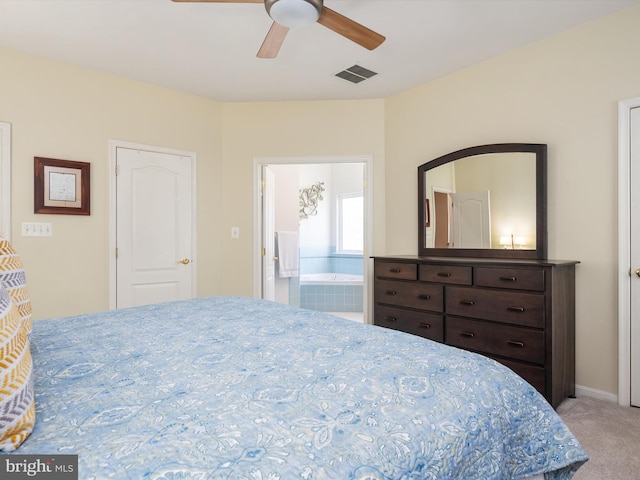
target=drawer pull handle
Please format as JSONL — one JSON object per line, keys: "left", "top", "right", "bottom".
{"left": 460, "top": 331, "right": 475, "bottom": 338}
{"left": 384, "top": 316, "right": 397, "bottom": 323}
{"left": 418, "top": 294, "right": 431, "bottom": 300}
{"left": 437, "top": 272, "right": 452, "bottom": 277}
{"left": 507, "top": 340, "right": 525, "bottom": 348}
{"left": 389, "top": 268, "right": 401, "bottom": 273}
{"left": 499, "top": 276, "right": 517, "bottom": 282}
{"left": 507, "top": 306, "right": 525, "bottom": 313}
{"left": 460, "top": 300, "right": 475, "bottom": 306}
{"left": 386, "top": 290, "right": 398, "bottom": 296}
{"left": 419, "top": 323, "right": 431, "bottom": 329}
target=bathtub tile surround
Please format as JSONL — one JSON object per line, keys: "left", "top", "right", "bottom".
{"left": 296, "top": 245, "right": 363, "bottom": 312}
{"left": 300, "top": 282, "right": 363, "bottom": 313}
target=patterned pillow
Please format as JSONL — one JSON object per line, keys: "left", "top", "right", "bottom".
{"left": 0, "top": 237, "right": 32, "bottom": 337}
{"left": 0, "top": 285, "right": 35, "bottom": 451}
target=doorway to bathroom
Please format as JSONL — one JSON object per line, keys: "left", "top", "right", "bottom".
{"left": 253, "top": 155, "right": 372, "bottom": 324}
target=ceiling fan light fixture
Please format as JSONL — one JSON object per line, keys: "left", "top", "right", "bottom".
{"left": 265, "top": 0, "right": 322, "bottom": 29}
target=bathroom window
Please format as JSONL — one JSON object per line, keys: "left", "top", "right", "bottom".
{"left": 337, "top": 192, "right": 364, "bottom": 254}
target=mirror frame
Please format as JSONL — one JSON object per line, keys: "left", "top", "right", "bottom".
{"left": 418, "top": 143, "right": 547, "bottom": 260}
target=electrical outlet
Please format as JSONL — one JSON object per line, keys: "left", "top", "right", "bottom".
{"left": 22, "top": 222, "right": 53, "bottom": 237}
{"left": 231, "top": 227, "right": 240, "bottom": 239}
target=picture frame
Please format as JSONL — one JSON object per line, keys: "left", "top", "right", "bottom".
{"left": 425, "top": 198, "right": 431, "bottom": 227}
{"left": 34, "top": 157, "right": 90, "bottom": 215}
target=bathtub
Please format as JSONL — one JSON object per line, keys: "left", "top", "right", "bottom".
{"left": 299, "top": 273, "right": 364, "bottom": 312}
{"left": 299, "top": 273, "right": 363, "bottom": 286}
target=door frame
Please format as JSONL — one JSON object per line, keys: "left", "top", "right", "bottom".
{"left": 262, "top": 165, "right": 276, "bottom": 301}
{"left": 0, "top": 122, "right": 11, "bottom": 239}
{"left": 618, "top": 96, "right": 640, "bottom": 407}
{"left": 252, "top": 155, "right": 374, "bottom": 323}
{"left": 432, "top": 186, "right": 454, "bottom": 249}
{"left": 109, "top": 139, "right": 197, "bottom": 309}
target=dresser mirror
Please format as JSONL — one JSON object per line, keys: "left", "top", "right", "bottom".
{"left": 418, "top": 143, "right": 547, "bottom": 259}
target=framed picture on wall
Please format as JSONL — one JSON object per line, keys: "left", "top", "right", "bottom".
{"left": 425, "top": 198, "right": 431, "bottom": 227}
{"left": 34, "top": 157, "right": 90, "bottom": 215}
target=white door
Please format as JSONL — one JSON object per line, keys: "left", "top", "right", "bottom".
{"left": 450, "top": 191, "right": 491, "bottom": 248}
{"left": 630, "top": 106, "right": 640, "bottom": 406}
{"left": 262, "top": 166, "right": 276, "bottom": 301}
{"left": 116, "top": 147, "right": 195, "bottom": 308}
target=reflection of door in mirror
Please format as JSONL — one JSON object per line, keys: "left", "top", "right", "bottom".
{"left": 433, "top": 191, "right": 449, "bottom": 248}
{"left": 451, "top": 191, "right": 491, "bottom": 248}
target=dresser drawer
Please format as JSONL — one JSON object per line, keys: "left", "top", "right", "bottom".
{"left": 375, "top": 305, "right": 444, "bottom": 342}
{"left": 375, "top": 279, "right": 443, "bottom": 312}
{"left": 419, "top": 264, "right": 472, "bottom": 285}
{"left": 446, "top": 286, "right": 545, "bottom": 328}
{"left": 446, "top": 316, "right": 545, "bottom": 364}
{"left": 475, "top": 267, "right": 545, "bottom": 292}
{"left": 375, "top": 261, "right": 417, "bottom": 280}
{"left": 492, "top": 356, "right": 546, "bottom": 395}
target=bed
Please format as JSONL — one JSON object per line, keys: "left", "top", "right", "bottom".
{"left": 4, "top": 296, "right": 587, "bottom": 479}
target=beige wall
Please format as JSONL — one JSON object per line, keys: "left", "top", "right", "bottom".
{"left": 219, "top": 100, "right": 386, "bottom": 295}
{"left": 0, "top": 48, "right": 385, "bottom": 318}
{"left": 385, "top": 5, "right": 640, "bottom": 396}
{"left": 1, "top": 4, "right": 639, "bottom": 397}
{"left": 0, "top": 47, "right": 224, "bottom": 318}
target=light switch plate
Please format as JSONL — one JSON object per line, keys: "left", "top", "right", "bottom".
{"left": 22, "top": 222, "right": 53, "bottom": 237}
{"left": 231, "top": 227, "right": 240, "bottom": 239}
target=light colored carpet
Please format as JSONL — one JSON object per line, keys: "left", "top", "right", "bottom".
{"left": 557, "top": 396, "right": 640, "bottom": 479}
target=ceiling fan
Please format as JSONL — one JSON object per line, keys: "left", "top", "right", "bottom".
{"left": 171, "top": 0, "right": 385, "bottom": 58}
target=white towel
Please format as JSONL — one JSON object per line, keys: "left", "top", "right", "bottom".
{"left": 276, "top": 231, "right": 299, "bottom": 278}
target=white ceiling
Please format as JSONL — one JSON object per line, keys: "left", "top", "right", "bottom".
{"left": 0, "top": 0, "right": 637, "bottom": 102}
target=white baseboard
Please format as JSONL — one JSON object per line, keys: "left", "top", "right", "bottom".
{"left": 575, "top": 384, "right": 618, "bottom": 403}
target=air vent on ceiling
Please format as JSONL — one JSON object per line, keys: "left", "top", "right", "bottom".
{"left": 335, "top": 64, "right": 378, "bottom": 84}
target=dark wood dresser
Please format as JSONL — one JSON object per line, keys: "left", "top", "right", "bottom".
{"left": 373, "top": 255, "right": 578, "bottom": 408}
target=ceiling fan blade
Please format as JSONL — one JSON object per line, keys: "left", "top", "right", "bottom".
{"left": 171, "top": 0, "right": 263, "bottom": 3}
{"left": 317, "top": 7, "right": 385, "bottom": 51}
{"left": 257, "top": 22, "right": 289, "bottom": 58}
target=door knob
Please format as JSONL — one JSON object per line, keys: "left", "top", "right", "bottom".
{"left": 177, "top": 258, "right": 190, "bottom": 265}
{"left": 636, "top": 268, "right": 640, "bottom": 278}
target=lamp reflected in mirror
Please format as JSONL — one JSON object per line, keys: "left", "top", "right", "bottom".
{"left": 499, "top": 234, "right": 526, "bottom": 249}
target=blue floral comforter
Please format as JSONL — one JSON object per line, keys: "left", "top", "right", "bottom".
{"left": 9, "top": 296, "right": 587, "bottom": 479}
